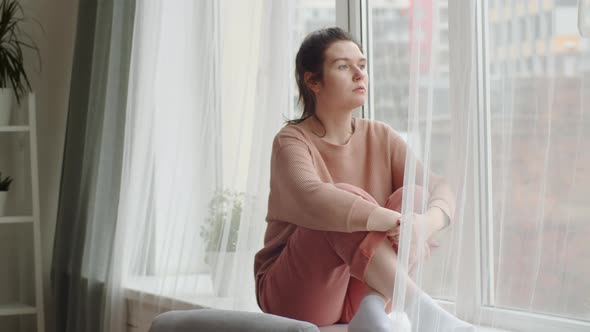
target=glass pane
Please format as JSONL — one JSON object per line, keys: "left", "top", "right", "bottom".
{"left": 294, "top": 0, "right": 336, "bottom": 43}
{"left": 488, "top": 0, "right": 590, "bottom": 321}
{"left": 221, "top": 0, "right": 337, "bottom": 192}
{"left": 369, "top": 0, "right": 455, "bottom": 301}
{"left": 291, "top": 0, "right": 337, "bottom": 117}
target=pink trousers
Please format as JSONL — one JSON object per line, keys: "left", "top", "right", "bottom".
{"left": 258, "top": 184, "right": 425, "bottom": 326}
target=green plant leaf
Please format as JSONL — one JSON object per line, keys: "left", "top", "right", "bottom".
{"left": 0, "top": 171, "right": 13, "bottom": 191}
{"left": 0, "top": 0, "right": 40, "bottom": 105}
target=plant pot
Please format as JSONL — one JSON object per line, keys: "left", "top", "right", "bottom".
{"left": 0, "top": 191, "right": 7, "bottom": 216}
{"left": 0, "top": 88, "right": 14, "bottom": 126}
{"left": 206, "top": 251, "right": 236, "bottom": 297}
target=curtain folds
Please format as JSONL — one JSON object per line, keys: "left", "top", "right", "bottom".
{"left": 392, "top": 1, "right": 590, "bottom": 330}
{"left": 51, "top": 1, "right": 136, "bottom": 332}
{"left": 51, "top": 1, "right": 590, "bottom": 331}
{"left": 105, "top": 0, "right": 293, "bottom": 330}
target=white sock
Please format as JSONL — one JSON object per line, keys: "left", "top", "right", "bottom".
{"left": 408, "top": 291, "right": 476, "bottom": 332}
{"left": 390, "top": 311, "right": 412, "bottom": 332}
{"left": 348, "top": 294, "right": 393, "bottom": 332}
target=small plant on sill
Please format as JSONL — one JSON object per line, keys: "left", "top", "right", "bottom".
{"left": 200, "top": 189, "right": 244, "bottom": 259}
{"left": 0, "top": 0, "right": 42, "bottom": 105}
{"left": 0, "top": 172, "right": 13, "bottom": 191}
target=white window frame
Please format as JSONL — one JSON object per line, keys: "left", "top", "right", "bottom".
{"left": 352, "top": 0, "right": 590, "bottom": 331}
{"left": 337, "top": 0, "right": 371, "bottom": 119}
{"left": 472, "top": 2, "right": 589, "bottom": 330}
{"left": 126, "top": 3, "right": 590, "bottom": 329}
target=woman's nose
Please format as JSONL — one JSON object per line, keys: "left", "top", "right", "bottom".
{"left": 353, "top": 67, "right": 365, "bottom": 81}
{"left": 353, "top": 71, "right": 364, "bottom": 81}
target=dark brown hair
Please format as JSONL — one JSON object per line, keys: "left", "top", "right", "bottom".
{"left": 287, "top": 27, "right": 362, "bottom": 130}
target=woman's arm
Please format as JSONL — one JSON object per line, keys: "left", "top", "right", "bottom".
{"left": 268, "top": 134, "right": 400, "bottom": 233}
{"left": 389, "top": 128, "right": 456, "bottom": 232}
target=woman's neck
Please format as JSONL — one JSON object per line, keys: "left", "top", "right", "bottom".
{"left": 311, "top": 107, "right": 355, "bottom": 145}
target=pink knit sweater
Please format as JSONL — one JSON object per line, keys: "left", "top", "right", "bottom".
{"left": 254, "top": 118, "right": 455, "bottom": 282}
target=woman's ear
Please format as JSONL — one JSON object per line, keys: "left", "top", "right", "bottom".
{"left": 304, "top": 72, "right": 321, "bottom": 94}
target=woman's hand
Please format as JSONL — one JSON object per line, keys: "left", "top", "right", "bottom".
{"left": 389, "top": 208, "right": 445, "bottom": 262}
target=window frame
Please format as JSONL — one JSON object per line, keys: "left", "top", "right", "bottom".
{"left": 356, "top": 0, "right": 590, "bottom": 330}
{"left": 126, "top": 3, "right": 590, "bottom": 329}
{"left": 472, "top": 2, "right": 590, "bottom": 330}
{"left": 338, "top": 0, "right": 371, "bottom": 119}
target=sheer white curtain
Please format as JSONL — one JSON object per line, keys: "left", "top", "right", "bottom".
{"left": 389, "top": 1, "right": 590, "bottom": 331}
{"left": 92, "top": 0, "right": 590, "bottom": 331}
{"left": 388, "top": 0, "right": 477, "bottom": 329}
{"left": 102, "top": 1, "right": 294, "bottom": 331}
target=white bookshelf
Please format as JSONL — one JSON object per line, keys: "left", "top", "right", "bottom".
{"left": 0, "top": 303, "right": 37, "bottom": 316}
{"left": 0, "top": 126, "right": 30, "bottom": 133}
{"left": 0, "top": 93, "right": 45, "bottom": 332}
{"left": 0, "top": 216, "right": 34, "bottom": 224}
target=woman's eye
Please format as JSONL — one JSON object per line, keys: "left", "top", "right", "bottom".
{"left": 359, "top": 64, "right": 366, "bottom": 70}
{"left": 338, "top": 64, "right": 349, "bottom": 70}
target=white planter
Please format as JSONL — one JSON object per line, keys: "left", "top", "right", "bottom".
{"left": 207, "top": 251, "right": 236, "bottom": 297}
{"left": 0, "top": 88, "right": 14, "bottom": 126}
{"left": 0, "top": 191, "right": 7, "bottom": 216}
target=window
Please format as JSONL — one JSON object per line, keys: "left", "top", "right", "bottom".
{"left": 369, "top": 1, "right": 414, "bottom": 134}
{"left": 364, "top": 0, "right": 590, "bottom": 330}
{"left": 291, "top": 0, "right": 337, "bottom": 118}
{"left": 131, "top": 2, "right": 590, "bottom": 328}
{"left": 216, "top": 0, "right": 337, "bottom": 198}
{"left": 488, "top": 0, "right": 590, "bottom": 323}
{"left": 368, "top": 0, "right": 454, "bottom": 302}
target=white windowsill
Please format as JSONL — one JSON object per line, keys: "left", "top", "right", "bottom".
{"left": 124, "top": 274, "right": 512, "bottom": 331}
{"left": 125, "top": 273, "right": 240, "bottom": 311}
{"left": 318, "top": 326, "right": 510, "bottom": 332}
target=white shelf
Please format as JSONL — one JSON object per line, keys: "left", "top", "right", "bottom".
{"left": 0, "top": 94, "right": 45, "bottom": 331}
{"left": 0, "top": 216, "right": 34, "bottom": 224}
{"left": 0, "top": 303, "right": 37, "bottom": 316}
{"left": 0, "top": 126, "right": 30, "bottom": 132}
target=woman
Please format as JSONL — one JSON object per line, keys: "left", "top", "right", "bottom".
{"left": 254, "top": 27, "right": 474, "bottom": 332}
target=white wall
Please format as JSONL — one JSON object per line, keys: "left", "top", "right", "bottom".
{"left": 22, "top": 1, "right": 79, "bottom": 331}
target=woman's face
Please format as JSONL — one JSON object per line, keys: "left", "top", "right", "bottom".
{"left": 310, "top": 40, "right": 368, "bottom": 111}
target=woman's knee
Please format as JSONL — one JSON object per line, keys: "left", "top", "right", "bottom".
{"left": 334, "top": 183, "right": 378, "bottom": 205}
{"left": 385, "top": 185, "right": 428, "bottom": 212}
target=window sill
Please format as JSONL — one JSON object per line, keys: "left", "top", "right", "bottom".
{"left": 125, "top": 273, "right": 242, "bottom": 311}
{"left": 124, "top": 274, "right": 513, "bottom": 332}
{"left": 318, "top": 326, "right": 511, "bottom": 332}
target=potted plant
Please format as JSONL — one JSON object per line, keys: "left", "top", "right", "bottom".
{"left": 200, "top": 189, "right": 244, "bottom": 296}
{"left": 0, "top": 0, "right": 41, "bottom": 125}
{"left": 0, "top": 172, "right": 13, "bottom": 215}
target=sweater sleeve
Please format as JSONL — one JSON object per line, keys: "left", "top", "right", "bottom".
{"left": 389, "top": 128, "right": 456, "bottom": 225}
{"left": 268, "top": 133, "right": 396, "bottom": 233}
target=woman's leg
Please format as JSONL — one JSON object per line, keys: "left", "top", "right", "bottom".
{"left": 260, "top": 183, "right": 470, "bottom": 331}
{"left": 357, "top": 233, "right": 475, "bottom": 332}
{"left": 258, "top": 183, "right": 387, "bottom": 326}
{"left": 259, "top": 227, "right": 386, "bottom": 326}
{"left": 340, "top": 185, "right": 426, "bottom": 322}
{"left": 349, "top": 186, "right": 475, "bottom": 332}
{"left": 259, "top": 184, "right": 424, "bottom": 325}
{"left": 360, "top": 185, "right": 427, "bottom": 299}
